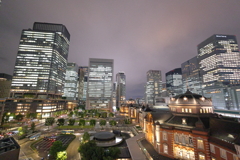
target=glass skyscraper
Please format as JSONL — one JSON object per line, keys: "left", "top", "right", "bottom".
{"left": 116, "top": 72, "right": 126, "bottom": 107}
{"left": 166, "top": 68, "right": 183, "bottom": 96}
{"left": 181, "top": 56, "right": 202, "bottom": 95}
{"left": 86, "top": 58, "right": 113, "bottom": 111}
{"left": 198, "top": 34, "right": 240, "bottom": 110}
{"left": 78, "top": 66, "right": 88, "bottom": 102}
{"left": 63, "top": 63, "right": 79, "bottom": 100}
{"left": 145, "top": 70, "right": 162, "bottom": 105}
{"left": 11, "top": 22, "right": 70, "bottom": 99}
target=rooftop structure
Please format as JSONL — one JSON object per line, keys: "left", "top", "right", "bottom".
{"left": 0, "top": 137, "right": 20, "bottom": 160}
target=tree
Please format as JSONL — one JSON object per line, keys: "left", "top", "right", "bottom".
{"left": 26, "top": 113, "right": 37, "bottom": 119}
{"left": 109, "top": 113, "right": 114, "bottom": 117}
{"left": 68, "top": 119, "right": 75, "bottom": 126}
{"left": 74, "top": 110, "right": 78, "bottom": 116}
{"left": 30, "top": 122, "right": 35, "bottom": 132}
{"left": 95, "top": 112, "right": 100, "bottom": 118}
{"left": 89, "top": 119, "right": 96, "bottom": 126}
{"left": 18, "top": 125, "right": 28, "bottom": 136}
{"left": 109, "top": 120, "right": 116, "bottom": 126}
{"left": 45, "top": 117, "right": 55, "bottom": 130}
{"left": 15, "top": 113, "right": 24, "bottom": 121}
{"left": 78, "top": 112, "right": 84, "bottom": 118}
{"left": 78, "top": 141, "right": 104, "bottom": 160}
{"left": 78, "top": 105, "right": 85, "bottom": 110}
{"left": 2, "top": 112, "right": 10, "bottom": 125}
{"left": 68, "top": 111, "right": 73, "bottom": 118}
{"left": 49, "top": 141, "right": 64, "bottom": 158}
{"left": 101, "top": 112, "right": 107, "bottom": 118}
{"left": 22, "top": 125, "right": 28, "bottom": 134}
{"left": 100, "top": 120, "right": 106, "bottom": 129}
{"left": 78, "top": 141, "right": 120, "bottom": 160}
{"left": 107, "top": 147, "right": 120, "bottom": 159}
{"left": 78, "top": 119, "right": 85, "bottom": 129}
{"left": 82, "top": 132, "right": 90, "bottom": 142}
{"left": 57, "top": 118, "right": 65, "bottom": 126}
{"left": 57, "top": 151, "right": 67, "bottom": 160}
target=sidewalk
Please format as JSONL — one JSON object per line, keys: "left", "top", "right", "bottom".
{"left": 140, "top": 139, "right": 173, "bottom": 160}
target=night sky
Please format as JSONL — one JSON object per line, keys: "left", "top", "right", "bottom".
{"left": 1, "top": 0, "right": 240, "bottom": 99}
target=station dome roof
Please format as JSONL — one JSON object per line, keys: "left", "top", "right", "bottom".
{"left": 169, "top": 89, "right": 212, "bottom": 107}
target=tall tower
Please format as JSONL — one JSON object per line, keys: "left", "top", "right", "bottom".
{"left": 63, "top": 63, "right": 79, "bottom": 100}
{"left": 116, "top": 72, "right": 126, "bottom": 107}
{"left": 78, "top": 66, "right": 88, "bottom": 102}
{"left": 181, "top": 56, "right": 202, "bottom": 95}
{"left": 11, "top": 22, "right": 70, "bottom": 99}
{"left": 86, "top": 58, "right": 114, "bottom": 111}
{"left": 145, "top": 70, "right": 162, "bottom": 105}
{"left": 198, "top": 34, "right": 240, "bottom": 110}
{"left": 166, "top": 68, "right": 183, "bottom": 96}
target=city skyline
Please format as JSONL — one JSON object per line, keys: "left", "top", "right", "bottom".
{"left": 1, "top": 0, "right": 240, "bottom": 99}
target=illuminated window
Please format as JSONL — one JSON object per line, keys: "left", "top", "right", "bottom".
{"left": 199, "top": 153, "right": 205, "bottom": 160}
{"left": 163, "top": 144, "right": 168, "bottom": 154}
{"left": 189, "top": 109, "right": 192, "bottom": 113}
{"left": 182, "top": 108, "right": 185, "bottom": 112}
{"left": 197, "top": 139, "right": 204, "bottom": 149}
{"left": 233, "top": 155, "right": 238, "bottom": 160}
{"left": 182, "top": 118, "right": 187, "bottom": 125}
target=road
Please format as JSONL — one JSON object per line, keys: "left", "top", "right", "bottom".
{"left": 18, "top": 139, "right": 40, "bottom": 160}
{"left": 66, "top": 135, "right": 80, "bottom": 160}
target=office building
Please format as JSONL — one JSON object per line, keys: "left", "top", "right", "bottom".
{"left": 8, "top": 22, "right": 70, "bottom": 116}
{"left": 11, "top": 22, "right": 70, "bottom": 98}
{"left": 166, "top": 68, "right": 183, "bottom": 96}
{"left": 112, "top": 82, "right": 117, "bottom": 111}
{"left": 116, "top": 72, "right": 126, "bottom": 107}
{"left": 86, "top": 58, "right": 113, "bottom": 111}
{"left": 63, "top": 63, "right": 79, "bottom": 100}
{"left": 78, "top": 66, "right": 88, "bottom": 102}
{"left": 0, "top": 73, "right": 12, "bottom": 98}
{"left": 198, "top": 34, "right": 240, "bottom": 110}
{"left": 181, "top": 56, "right": 202, "bottom": 95}
{"left": 145, "top": 70, "right": 162, "bottom": 105}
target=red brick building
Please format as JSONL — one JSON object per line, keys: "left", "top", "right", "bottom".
{"left": 127, "top": 90, "right": 240, "bottom": 160}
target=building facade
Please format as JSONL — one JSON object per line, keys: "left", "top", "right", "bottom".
{"left": 78, "top": 66, "right": 88, "bottom": 102}
{"left": 116, "top": 72, "right": 126, "bottom": 108}
{"left": 181, "top": 56, "right": 202, "bottom": 95}
{"left": 8, "top": 22, "right": 70, "bottom": 116}
{"left": 126, "top": 90, "right": 240, "bottom": 160}
{"left": 145, "top": 70, "right": 162, "bottom": 105}
{"left": 63, "top": 62, "right": 79, "bottom": 100}
{"left": 0, "top": 73, "right": 12, "bottom": 98}
{"left": 11, "top": 22, "right": 70, "bottom": 98}
{"left": 86, "top": 58, "right": 114, "bottom": 111}
{"left": 166, "top": 68, "right": 183, "bottom": 96}
{"left": 198, "top": 34, "right": 240, "bottom": 110}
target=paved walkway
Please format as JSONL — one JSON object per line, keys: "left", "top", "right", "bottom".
{"left": 126, "top": 133, "right": 146, "bottom": 160}
{"left": 140, "top": 139, "right": 173, "bottom": 160}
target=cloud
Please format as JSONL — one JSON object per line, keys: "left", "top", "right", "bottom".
{"left": 1, "top": 0, "right": 240, "bottom": 98}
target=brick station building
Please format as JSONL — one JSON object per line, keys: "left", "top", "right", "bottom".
{"left": 123, "top": 90, "right": 240, "bottom": 160}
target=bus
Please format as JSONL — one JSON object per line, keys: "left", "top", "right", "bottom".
{"left": 61, "top": 130, "right": 74, "bottom": 134}
{"left": 29, "top": 132, "right": 41, "bottom": 140}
